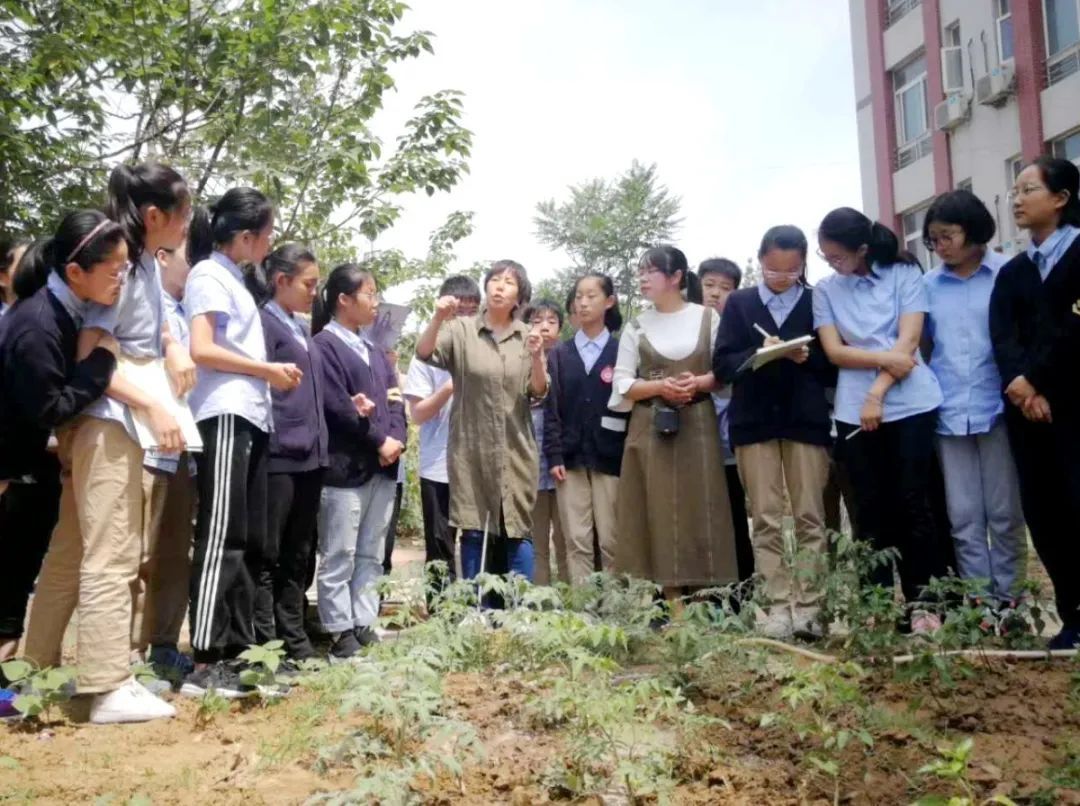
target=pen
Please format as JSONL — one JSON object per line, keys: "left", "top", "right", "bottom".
{"left": 753, "top": 323, "right": 772, "bottom": 340}
{"left": 844, "top": 427, "right": 863, "bottom": 440}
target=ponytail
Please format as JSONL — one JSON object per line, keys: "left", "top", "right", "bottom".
{"left": 12, "top": 239, "right": 49, "bottom": 300}
{"left": 684, "top": 270, "right": 703, "bottom": 304}
{"left": 186, "top": 187, "right": 274, "bottom": 267}
{"left": 639, "top": 245, "right": 702, "bottom": 302}
{"left": 106, "top": 162, "right": 189, "bottom": 257}
{"left": 312, "top": 261, "right": 374, "bottom": 335}
{"left": 819, "top": 207, "right": 913, "bottom": 269}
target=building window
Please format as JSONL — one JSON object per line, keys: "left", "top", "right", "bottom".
{"left": 887, "top": 0, "right": 921, "bottom": 27}
{"left": 1052, "top": 128, "right": 1080, "bottom": 163}
{"left": 893, "top": 55, "right": 931, "bottom": 168}
{"left": 1045, "top": 0, "right": 1080, "bottom": 84}
{"left": 942, "top": 23, "right": 964, "bottom": 92}
{"left": 902, "top": 206, "right": 931, "bottom": 268}
{"left": 996, "top": 0, "right": 1014, "bottom": 63}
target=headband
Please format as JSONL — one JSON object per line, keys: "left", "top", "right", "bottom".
{"left": 65, "top": 219, "right": 112, "bottom": 264}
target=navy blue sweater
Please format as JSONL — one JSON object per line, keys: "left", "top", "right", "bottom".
{"left": 260, "top": 308, "right": 329, "bottom": 474}
{"left": 712, "top": 287, "right": 835, "bottom": 448}
{"left": 0, "top": 285, "right": 116, "bottom": 481}
{"left": 543, "top": 336, "right": 629, "bottom": 477}
{"left": 313, "top": 327, "right": 407, "bottom": 488}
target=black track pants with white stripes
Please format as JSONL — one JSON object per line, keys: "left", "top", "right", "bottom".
{"left": 189, "top": 414, "right": 269, "bottom": 664}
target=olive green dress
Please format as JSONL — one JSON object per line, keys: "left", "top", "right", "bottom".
{"left": 614, "top": 306, "right": 738, "bottom": 587}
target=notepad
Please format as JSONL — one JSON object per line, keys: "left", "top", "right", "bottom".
{"left": 117, "top": 357, "right": 203, "bottom": 454}
{"left": 363, "top": 302, "right": 412, "bottom": 353}
{"left": 736, "top": 335, "right": 814, "bottom": 372}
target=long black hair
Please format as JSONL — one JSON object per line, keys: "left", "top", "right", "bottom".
{"left": 572, "top": 270, "right": 623, "bottom": 331}
{"left": 639, "top": 246, "right": 702, "bottom": 304}
{"left": 1031, "top": 156, "right": 1080, "bottom": 228}
{"left": 23, "top": 211, "right": 125, "bottom": 296}
{"left": 758, "top": 225, "right": 810, "bottom": 286}
{"left": 188, "top": 187, "right": 274, "bottom": 266}
{"left": 818, "top": 207, "right": 915, "bottom": 267}
{"left": 312, "top": 261, "right": 376, "bottom": 334}
{"left": 244, "top": 243, "right": 318, "bottom": 305}
{"left": 106, "top": 162, "right": 190, "bottom": 258}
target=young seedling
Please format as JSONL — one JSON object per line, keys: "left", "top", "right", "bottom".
{"left": 0, "top": 660, "right": 76, "bottom": 723}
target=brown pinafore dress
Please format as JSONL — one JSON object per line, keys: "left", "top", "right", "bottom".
{"left": 615, "top": 306, "right": 738, "bottom": 587}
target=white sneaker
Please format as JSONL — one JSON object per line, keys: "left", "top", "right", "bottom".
{"left": 757, "top": 607, "right": 794, "bottom": 640}
{"left": 90, "top": 678, "right": 176, "bottom": 724}
{"left": 791, "top": 607, "right": 825, "bottom": 640}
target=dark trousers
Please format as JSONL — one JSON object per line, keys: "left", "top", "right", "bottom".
{"left": 724, "top": 464, "right": 754, "bottom": 582}
{"left": 1005, "top": 406, "right": 1080, "bottom": 629}
{"left": 421, "top": 478, "right": 456, "bottom": 603}
{"left": 190, "top": 414, "right": 268, "bottom": 664}
{"left": 255, "top": 469, "right": 323, "bottom": 659}
{"left": 382, "top": 482, "right": 403, "bottom": 575}
{"left": 836, "top": 411, "right": 940, "bottom": 605}
{"left": 0, "top": 455, "right": 61, "bottom": 640}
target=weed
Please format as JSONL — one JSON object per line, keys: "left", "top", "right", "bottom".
{"left": 0, "top": 660, "right": 75, "bottom": 722}
{"left": 194, "top": 689, "right": 230, "bottom": 729}
{"left": 913, "top": 738, "right": 1018, "bottom": 806}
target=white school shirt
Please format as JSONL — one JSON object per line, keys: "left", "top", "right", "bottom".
{"left": 403, "top": 357, "right": 452, "bottom": 484}
{"left": 609, "top": 303, "right": 719, "bottom": 412}
{"left": 184, "top": 251, "right": 272, "bottom": 431}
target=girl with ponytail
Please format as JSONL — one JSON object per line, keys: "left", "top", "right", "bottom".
{"left": 312, "top": 263, "right": 404, "bottom": 661}
{"left": 179, "top": 187, "right": 302, "bottom": 696}
{"left": 990, "top": 156, "right": 1080, "bottom": 650}
{"left": 813, "top": 207, "right": 944, "bottom": 634}
{"left": 608, "top": 246, "right": 739, "bottom": 604}
{"left": 252, "top": 244, "right": 328, "bottom": 661}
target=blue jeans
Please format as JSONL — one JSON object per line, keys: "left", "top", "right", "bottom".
{"left": 460, "top": 531, "right": 534, "bottom": 583}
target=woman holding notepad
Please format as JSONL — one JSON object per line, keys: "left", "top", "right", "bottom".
{"left": 813, "top": 208, "right": 944, "bottom": 635}
{"left": 713, "top": 226, "right": 835, "bottom": 640}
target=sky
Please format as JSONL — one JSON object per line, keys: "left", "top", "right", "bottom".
{"left": 372, "top": 0, "right": 861, "bottom": 297}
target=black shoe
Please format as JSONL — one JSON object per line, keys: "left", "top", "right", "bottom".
{"left": 179, "top": 662, "right": 252, "bottom": 699}
{"left": 353, "top": 625, "right": 380, "bottom": 647}
{"left": 329, "top": 630, "right": 362, "bottom": 662}
{"left": 1048, "top": 626, "right": 1080, "bottom": 650}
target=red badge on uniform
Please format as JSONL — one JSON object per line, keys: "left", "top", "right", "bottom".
{"left": 600, "top": 365, "right": 614, "bottom": 384}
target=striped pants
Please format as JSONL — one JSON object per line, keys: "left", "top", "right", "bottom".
{"left": 190, "top": 414, "right": 268, "bottom": 664}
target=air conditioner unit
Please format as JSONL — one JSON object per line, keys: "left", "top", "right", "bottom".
{"left": 934, "top": 95, "right": 971, "bottom": 132}
{"left": 976, "top": 63, "right": 1017, "bottom": 107}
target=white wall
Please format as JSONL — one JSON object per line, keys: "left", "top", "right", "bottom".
{"left": 1041, "top": 70, "right": 1080, "bottom": 141}
{"left": 850, "top": 0, "right": 879, "bottom": 217}
{"left": 883, "top": 3, "right": 925, "bottom": 69}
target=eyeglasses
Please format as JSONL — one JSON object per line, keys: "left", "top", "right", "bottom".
{"left": 923, "top": 230, "right": 964, "bottom": 248}
{"left": 815, "top": 249, "right": 851, "bottom": 268}
{"left": 355, "top": 289, "right": 381, "bottom": 301}
{"left": 1007, "top": 184, "right": 1048, "bottom": 201}
{"left": 762, "top": 265, "right": 806, "bottom": 278}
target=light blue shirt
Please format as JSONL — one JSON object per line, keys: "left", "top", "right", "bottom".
{"left": 46, "top": 271, "right": 89, "bottom": 327}
{"left": 812, "top": 262, "right": 943, "bottom": 426}
{"left": 574, "top": 327, "right": 610, "bottom": 374}
{"left": 162, "top": 291, "right": 188, "bottom": 349}
{"left": 758, "top": 283, "right": 804, "bottom": 329}
{"left": 0, "top": 300, "right": 7, "bottom": 319}
{"left": 265, "top": 300, "right": 308, "bottom": 350}
{"left": 924, "top": 250, "right": 1008, "bottom": 437}
{"left": 84, "top": 250, "right": 167, "bottom": 435}
{"left": 184, "top": 251, "right": 272, "bottom": 432}
{"left": 325, "top": 319, "right": 371, "bottom": 364}
{"left": 403, "top": 358, "right": 452, "bottom": 484}
{"left": 1027, "top": 224, "right": 1080, "bottom": 282}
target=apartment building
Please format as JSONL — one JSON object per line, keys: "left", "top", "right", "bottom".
{"left": 849, "top": 0, "right": 1080, "bottom": 265}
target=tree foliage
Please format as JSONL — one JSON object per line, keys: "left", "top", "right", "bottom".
{"left": 533, "top": 161, "right": 681, "bottom": 317}
{"left": 0, "top": 0, "right": 472, "bottom": 261}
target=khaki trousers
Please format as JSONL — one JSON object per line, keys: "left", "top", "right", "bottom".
{"left": 736, "top": 440, "right": 830, "bottom": 609}
{"left": 531, "top": 489, "right": 568, "bottom": 585}
{"left": 24, "top": 418, "right": 145, "bottom": 693}
{"left": 131, "top": 460, "right": 195, "bottom": 652}
{"left": 556, "top": 469, "right": 618, "bottom": 584}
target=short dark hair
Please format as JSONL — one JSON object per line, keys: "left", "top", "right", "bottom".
{"left": 484, "top": 259, "right": 531, "bottom": 307}
{"left": 697, "top": 257, "right": 741, "bottom": 287}
{"left": 522, "top": 298, "right": 564, "bottom": 329}
{"left": 922, "top": 190, "right": 996, "bottom": 249}
{"left": 438, "top": 274, "right": 481, "bottom": 302}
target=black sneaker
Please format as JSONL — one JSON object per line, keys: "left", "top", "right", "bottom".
{"left": 329, "top": 630, "right": 361, "bottom": 663}
{"left": 353, "top": 625, "right": 380, "bottom": 647}
{"left": 179, "top": 662, "right": 252, "bottom": 699}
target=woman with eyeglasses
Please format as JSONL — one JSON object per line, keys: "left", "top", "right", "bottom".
{"left": 713, "top": 226, "right": 835, "bottom": 640}
{"left": 989, "top": 156, "right": 1080, "bottom": 651}
{"left": 920, "top": 190, "right": 1026, "bottom": 618}
{"left": 812, "top": 208, "right": 944, "bottom": 635}
{"left": 609, "top": 246, "right": 737, "bottom": 610}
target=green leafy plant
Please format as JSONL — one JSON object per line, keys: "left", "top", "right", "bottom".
{"left": 194, "top": 689, "right": 230, "bottom": 729}
{"left": 0, "top": 659, "right": 75, "bottom": 722}
{"left": 238, "top": 640, "right": 287, "bottom": 699}
{"left": 914, "top": 738, "right": 1018, "bottom": 806}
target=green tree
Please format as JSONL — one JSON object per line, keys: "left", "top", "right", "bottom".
{"left": 0, "top": 0, "right": 472, "bottom": 259}
{"left": 741, "top": 257, "right": 761, "bottom": 289}
{"left": 533, "top": 160, "right": 682, "bottom": 318}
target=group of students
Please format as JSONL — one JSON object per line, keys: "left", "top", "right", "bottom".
{"left": 1, "top": 154, "right": 1078, "bottom": 726}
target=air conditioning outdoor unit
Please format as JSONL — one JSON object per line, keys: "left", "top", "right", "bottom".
{"left": 934, "top": 94, "right": 971, "bottom": 132}
{"left": 976, "top": 63, "right": 1017, "bottom": 107}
